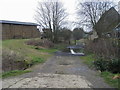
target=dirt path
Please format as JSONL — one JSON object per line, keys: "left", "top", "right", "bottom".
{"left": 2, "top": 53, "right": 112, "bottom": 88}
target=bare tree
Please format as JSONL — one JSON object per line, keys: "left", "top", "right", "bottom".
{"left": 35, "top": 2, "right": 51, "bottom": 29}
{"left": 35, "top": 0, "right": 68, "bottom": 42}
{"left": 77, "top": 0, "right": 115, "bottom": 29}
{"left": 51, "top": 1, "right": 68, "bottom": 42}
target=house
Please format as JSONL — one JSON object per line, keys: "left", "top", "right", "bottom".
{"left": 0, "top": 20, "right": 40, "bottom": 40}
{"left": 94, "top": 7, "right": 120, "bottom": 38}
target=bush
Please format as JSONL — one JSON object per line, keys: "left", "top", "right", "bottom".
{"left": 26, "top": 39, "right": 54, "bottom": 48}
{"left": 93, "top": 57, "right": 110, "bottom": 72}
{"left": 108, "top": 58, "right": 120, "bottom": 73}
{"left": 85, "top": 39, "right": 117, "bottom": 58}
{"left": 85, "top": 38, "right": 119, "bottom": 73}
{"left": 94, "top": 57, "right": 120, "bottom": 73}
{"left": 25, "top": 39, "right": 42, "bottom": 46}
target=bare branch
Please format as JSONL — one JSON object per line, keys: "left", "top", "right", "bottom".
{"left": 77, "top": 1, "right": 115, "bottom": 29}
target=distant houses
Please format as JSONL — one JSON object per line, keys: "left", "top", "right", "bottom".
{"left": 0, "top": 20, "right": 40, "bottom": 40}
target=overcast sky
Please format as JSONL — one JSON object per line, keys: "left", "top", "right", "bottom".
{"left": 0, "top": 0, "right": 78, "bottom": 22}
{"left": 0, "top": 0, "right": 119, "bottom": 30}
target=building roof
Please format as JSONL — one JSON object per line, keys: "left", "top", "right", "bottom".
{"left": 0, "top": 20, "right": 38, "bottom": 26}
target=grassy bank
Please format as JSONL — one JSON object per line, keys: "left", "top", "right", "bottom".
{"left": 3, "top": 39, "right": 57, "bottom": 63}
{"left": 80, "top": 54, "right": 120, "bottom": 89}
{"left": 3, "top": 39, "right": 53, "bottom": 60}
{"left": 2, "top": 39, "right": 58, "bottom": 78}
{"left": 0, "top": 70, "right": 31, "bottom": 79}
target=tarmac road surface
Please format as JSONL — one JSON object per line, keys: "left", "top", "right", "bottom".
{"left": 2, "top": 53, "right": 112, "bottom": 88}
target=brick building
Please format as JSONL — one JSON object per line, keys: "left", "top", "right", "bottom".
{"left": 0, "top": 20, "right": 40, "bottom": 40}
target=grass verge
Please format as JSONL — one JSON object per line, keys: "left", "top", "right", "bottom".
{"left": 80, "top": 54, "right": 120, "bottom": 89}
{"left": 80, "top": 54, "right": 95, "bottom": 67}
{"left": 101, "top": 71, "right": 120, "bottom": 89}
{"left": 0, "top": 70, "right": 31, "bottom": 79}
{"left": 31, "top": 56, "right": 45, "bottom": 64}
{"left": 2, "top": 39, "right": 56, "bottom": 78}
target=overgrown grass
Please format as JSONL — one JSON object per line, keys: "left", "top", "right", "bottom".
{"left": 2, "top": 39, "right": 55, "bottom": 78}
{"left": 101, "top": 71, "right": 120, "bottom": 89}
{"left": 0, "top": 70, "right": 31, "bottom": 79}
{"left": 2, "top": 39, "right": 52, "bottom": 61}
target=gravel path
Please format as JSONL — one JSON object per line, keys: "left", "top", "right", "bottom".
{"left": 2, "top": 53, "right": 112, "bottom": 88}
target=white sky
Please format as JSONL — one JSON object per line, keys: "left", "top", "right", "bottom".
{"left": 0, "top": 0, "right": 78, "bottom": 23}
{"left": 0, "top": 0, "right": 119, "bottom": 30}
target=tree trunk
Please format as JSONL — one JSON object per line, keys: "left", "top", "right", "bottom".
{"left": 69, "top": 40, "right": 71, "bottom": 45}
{"left": 74, "top": 40, "right": 76, "bottom": 45}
